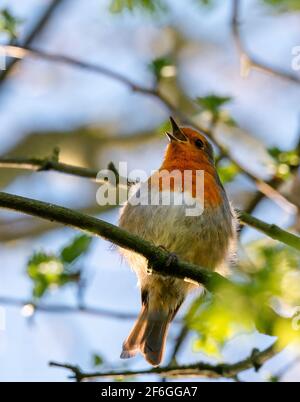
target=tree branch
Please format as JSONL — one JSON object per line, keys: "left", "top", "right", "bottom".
{"left": 0, "top": 296, "right": 137, "bottom": 321}
{"left": 0, "top": 156, "right": 100, "bottom": 180}
{"left": 168, "top": 324, "right": 190, "bottom": 365}
{"left": 0, "top": 193, "right": 299, "bottom": 292}
{"left": 3, "top": 45, "right": 159, "bottom": 97}
{"left": 238, "top": 210, "right": 300, "bottom": 250}
{"left": 0, "top": 157, "right": 133, "bottom": 190}
{"left": 0, "top": 192, "right": 231, "bottom": 291}
{"left": 231, "top": 0, "right": 300, "bottom": 84}
{"left": 49, "top": 342, "right": 277, "bottom": 381}
{"left": 0, "top": 204, "right": 115, "bottom": 242}
{"left": 0, "top": 0, "right": 66, "bottom": 85}
{"left": 240, "top": 123, "right": 300, "bottom": 237}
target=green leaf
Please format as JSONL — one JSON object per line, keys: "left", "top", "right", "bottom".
{"left": 268, "top": 375, "right": 280, "bottom": 382}
{"left": 27, "top": 251, "right": 82, "bottom": 299}
{"left": 217, "top": 162, "right": 240, "bottom": 184}
{"left": 109, "top": 0, "right": 166, "bottom": 13}
{"left": 268, "top": 147, "right": 299, "bottom": 179}
{"left": 193, "top": 336, "right": 222, "bottom": 358}
{"left": 186, "top": 290, "right": 254, "bottom": 357}
{"left": 27, "top": 252, "right": 64, "bottom": 279}
{"left": 184, "top": 241, "right": 300, "bottom": 356}
{"left": 149, "top": 57, "right": 175, "bottom": 82}
{"left": 195, "top": 94, "right": 233, "bottom": 123}
{"left": 60, "top": 235, "right": 92, "bottom": 264}
{"left": 195, "top": 94, "right": 232, "bottom": 112}
{"left": 33, "top": 279, "right": 48, "bottom": 299}
{"left": 27, "top": 252, "right": 65, "bottom": 299}
{"left": 0, "top": 9, "right": 22, "bottom": 40}
{"left": 262, "top": 0, "right": 300, "bottom": 12}
{"left": 196, "top": 0, "right": 215, "bottom": 6}
{"left": 92, "top": 353, "right": 104, "bottom": 367}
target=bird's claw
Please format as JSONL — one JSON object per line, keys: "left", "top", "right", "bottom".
{"left": 158, "top": 246, "right": 178, "bottom": 268}
{"left": 147, "top": 247, "right": 178, "bottom": 275}
{"left": 165, "top": 252, "right": 178, "bottom": 267}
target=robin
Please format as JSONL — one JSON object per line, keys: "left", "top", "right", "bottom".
{"left": 119, "top": 117, "right": 237, "bottom": 366}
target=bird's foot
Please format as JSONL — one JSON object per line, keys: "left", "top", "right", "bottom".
{"left": 147, "top": 247, "right": 178, "bottom": 276}
{"left": 166, "top": 252, "right": 178, "bottom": 267}
{"left": 158, "top": 246, "right": 178, "bottom": 268}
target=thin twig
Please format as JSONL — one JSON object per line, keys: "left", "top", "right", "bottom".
{"left": 238, "top": 209, "right": 300, "bottom": 250}
{"left": 0, "top": 296, "right": 137, "bottom": 320}
{"left": 0, "top": 157, "right": 130, "bottom": 188}
{"left": 168, "top": 324, "right": 190, "bottom": 365}
{"left": 0, "top": 0, "right": 66, "bottom": 85}
{"left": 0, "top": 204, "right": 114, "bottom": 242}
{"left": 231, "top": 0, "right": 300, "bottom": 84}
{"left": 49, "top": 342, "right": 277, "bottom": 381}
{"left": 241, "top": 119, "right": 300, "bottom": 239}
{"left": 0, "top": 296, "right": 181, "bottom": 324}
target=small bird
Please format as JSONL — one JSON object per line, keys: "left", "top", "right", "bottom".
{"left": 119, "top": 117, "right": 237, "bottom": 366}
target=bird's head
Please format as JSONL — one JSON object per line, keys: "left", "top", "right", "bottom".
{"left": 165, "top": 117, "right": 214, "bottom": 166}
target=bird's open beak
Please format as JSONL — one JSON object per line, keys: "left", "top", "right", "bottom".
{"left": 166, "top": 117, "right": 188, "bottom": 143}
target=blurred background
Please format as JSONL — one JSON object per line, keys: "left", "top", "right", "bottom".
{"left": 0, "top": 0, "right": 300, "bottom": 382}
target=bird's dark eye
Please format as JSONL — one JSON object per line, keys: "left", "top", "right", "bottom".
{"left": 195, "top": 139, "right": 204, "bottom": 149}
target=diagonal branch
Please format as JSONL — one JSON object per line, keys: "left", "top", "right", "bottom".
{"left": 231, "top": 0, "right": 300, "bottom": 84}
{"left": 0, "top": 296, "right": 137, "bottom": 320}
{"left": 0, "top": 157, "right": 133, "bottom": 190}
{"left": 2, "top": 45, "right": 159, "bottom": 97}
{"left": 0, "top": 192, "right": 231, "bottom": 291}
{"left": 238, "top": 210, "right": 300, "bottom": 250}
{"left": 0, "top": 193, "right": 299, "bottom": 278}
{"left": 0, "top": 0, "right": 66, "bottom": 85}
{"left": 0, "top": 157, "right": 101, "bottom": 181}
{"left": 49, "top": 342, "right": 277, "bottom": 381}
{"left": 0, "top": 203, "right": 115, "bottom": 242}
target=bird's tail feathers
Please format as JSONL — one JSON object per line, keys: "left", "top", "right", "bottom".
{"left": 120, "top": 306, "right": 173, "bottom": 366}
{"left": 120, "top": 305, "right": 148, "bottom": 359}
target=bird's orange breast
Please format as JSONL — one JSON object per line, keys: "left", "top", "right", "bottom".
{"left": 152, "top": 148, "right": 223, "bottom": 208}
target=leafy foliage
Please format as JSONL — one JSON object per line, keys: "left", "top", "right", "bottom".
{"left": 268, "top": 147, "right": 300, "bottom": 179}
{"left": 149, "top": 57, "right": 175, "bottom": 82}
{"left": 60, "top": 235, "right": 92, "bottom": 264}
{"left": 195, "top": 0, "right": 216, "bottom": 7}
{"left": 217, "top": 161, "right": 240, "bottom": 184}
{"left": 0, "top": 9, "right": 22, "bottom": 40}
{"left": 195, "top": 94, "right": 232, "bottom": 113}
{"left": 109, "top": 0, "right": 166, "bottom": 13}
{"left": 27, "top": 235, "right": 92, "bottom": 299}
{"left": 185, "top": 243, "right": 300, "bottom": 357}
{"left": 262, "top": 0, "right": 300, "bottom": 12}
{"left": 195, "top": 94, "right": 233, "bottom": 123}
{"left": 92, "top": 353, "right": 104, "bottom": 367}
